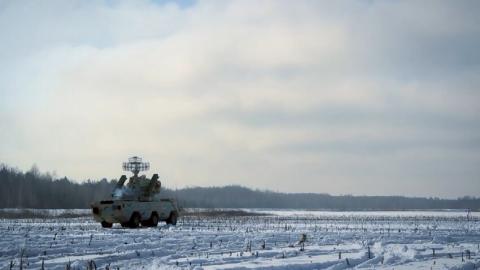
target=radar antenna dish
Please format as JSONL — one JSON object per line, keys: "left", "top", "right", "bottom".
{"left": 122, "top": 156, "right": 149, "bottom": 177}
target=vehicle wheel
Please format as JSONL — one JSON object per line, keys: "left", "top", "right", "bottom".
{"left": 129, "top": 213, "right": 141, "bottom": 228}
{"left": 101, "top": 221, "right": 112, "bottom": 228}
{"left": 150, "top": 213, "right": 159, "bottom": 227}
{"left": 167, "top": 212, "right": 177, "bottom": 225}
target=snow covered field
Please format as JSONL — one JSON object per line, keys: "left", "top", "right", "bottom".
{"left": 1, "top": 210, "right": 479, "bottom": 269}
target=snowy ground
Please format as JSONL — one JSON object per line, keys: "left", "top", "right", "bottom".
{"left": 1, "top": 210, "right": 479, "bottom": 269}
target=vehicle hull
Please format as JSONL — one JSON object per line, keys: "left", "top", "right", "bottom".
{"left": 91, "top": 198, "right": 178, "bottom": 227}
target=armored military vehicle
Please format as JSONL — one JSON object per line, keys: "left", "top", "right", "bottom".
{"left": 91, "top": 156, "right": 179, "bottom": 228}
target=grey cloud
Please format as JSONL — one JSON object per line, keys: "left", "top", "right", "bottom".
{"left": 274, "top": 136, "right": 480, "bottom": 156}
{"left": 0, "top": 0, "right": 479, "bottom": 197}
{"left": 347, "top": 1, "right": 480, "bottom": 77}
{"left": 211, "top": 103, "right": 480, "bottom": 132}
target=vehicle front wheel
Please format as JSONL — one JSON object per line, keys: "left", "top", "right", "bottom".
{"left": 101, "top": 221, "right": 112, "bottom": 228}
{"left": 166, "top": 212, "right": 177, "bottom": 225}
{"left": 129, "top": 213, "right": 141, "bottom": 228}
{"left": 150, "top": 213, "right": 159, "bottom": 227}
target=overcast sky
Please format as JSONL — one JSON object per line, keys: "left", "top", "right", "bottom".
{"left": 1, "top": 0, "right": 479, "bottom": 198}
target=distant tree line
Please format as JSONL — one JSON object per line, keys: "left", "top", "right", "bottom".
{"left": 173, "top": 186, "right": 480, "bottom": 211}
{"left": 1, "top": 164, "right": 479, "bottom": 210}
{"left": 0, "top": 165, "right": 113, "bottom": 208}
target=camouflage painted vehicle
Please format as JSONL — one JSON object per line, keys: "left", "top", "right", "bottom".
{"left": 91, "top": 157, "right": 179, "bottom": 228}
